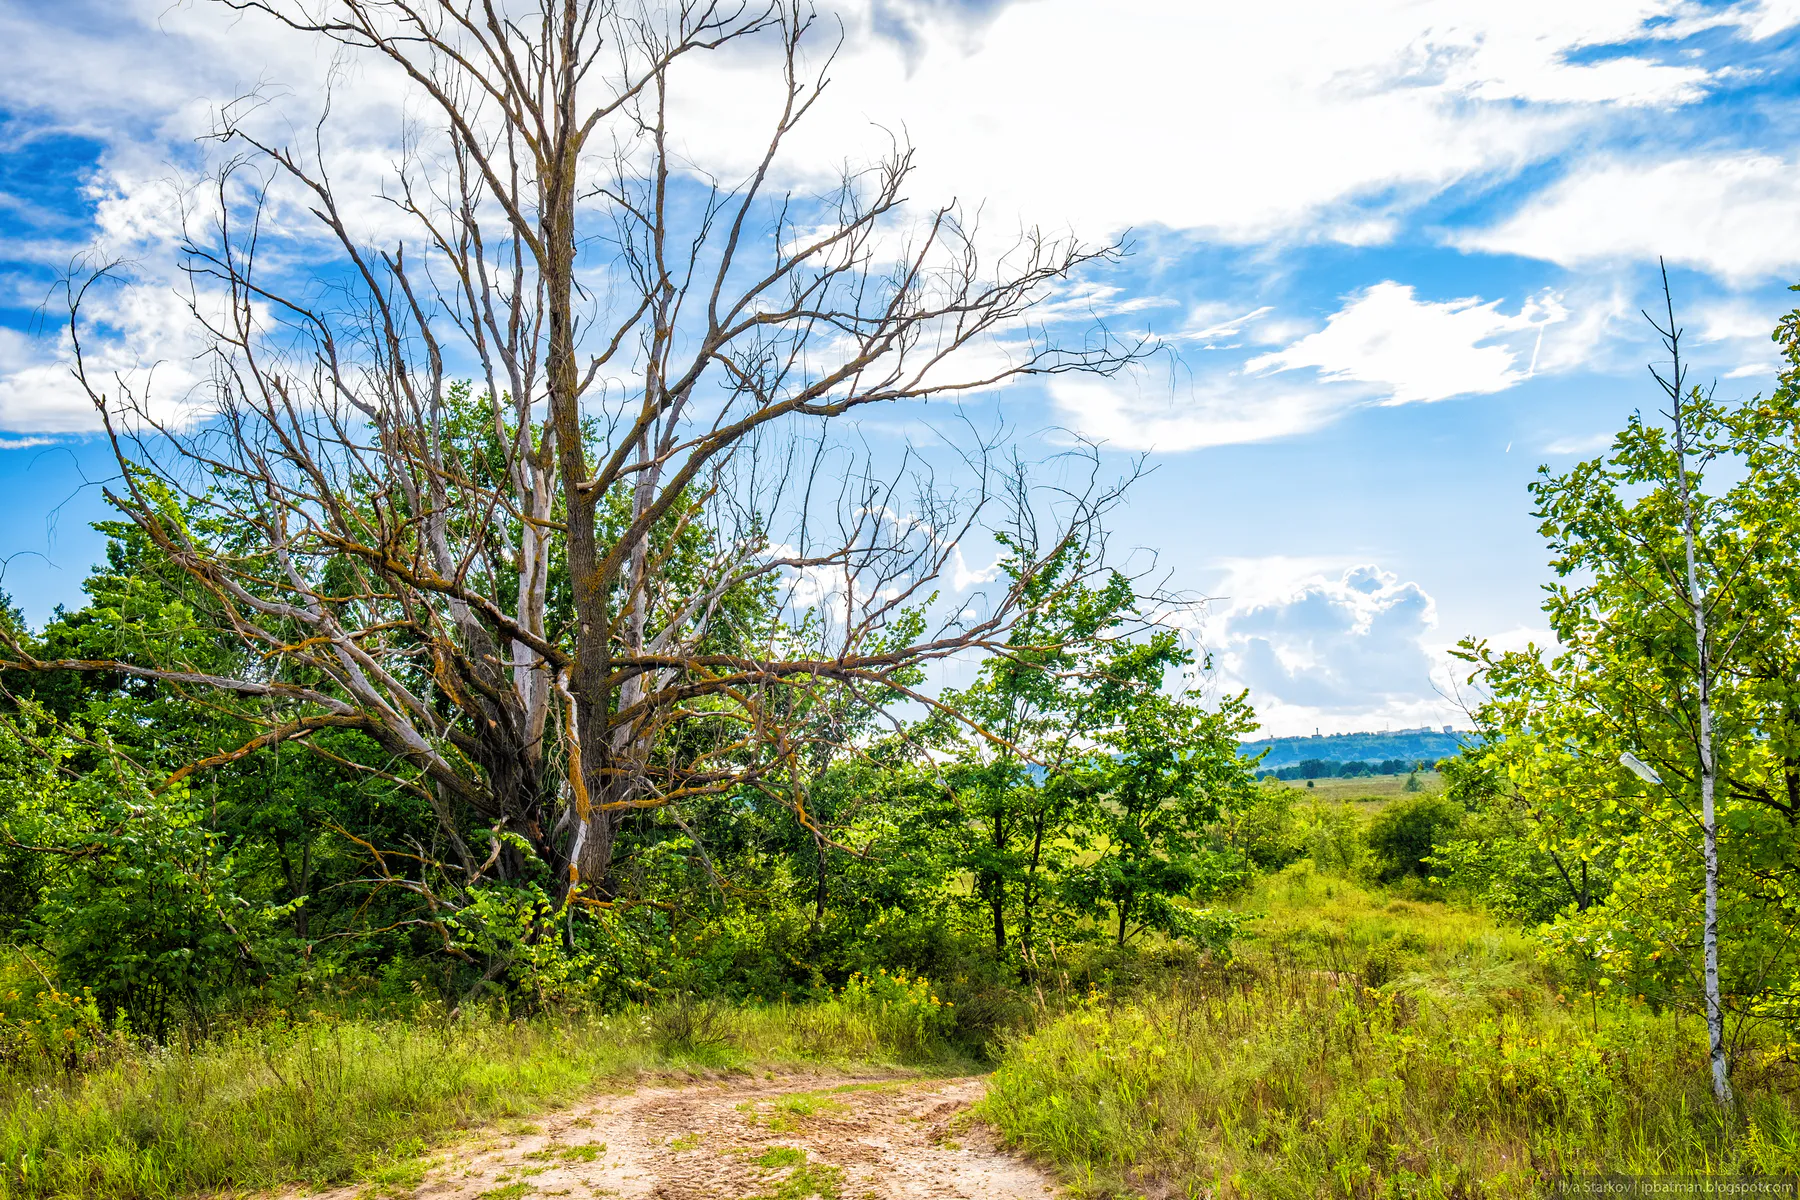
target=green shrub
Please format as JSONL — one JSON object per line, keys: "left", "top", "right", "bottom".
{"left": 0, "top": 724, "right": 264, "bottom": 1039}
{"left": 1223, "top": 784, "right": 1303, "bottom": 870}
{"left": 1299, "top": 802, "right": 1365, "bottom": 875}
{"left": 835, "top": 969, "right": 955, "bottom": 1057}
{"left": 1366, "top": 792, "right": 1464, "bottom": 881}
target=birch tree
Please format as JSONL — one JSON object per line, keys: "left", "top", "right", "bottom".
{"left": 1454, "top": 271, "right": 1800, "bottom": 1105}
{"left": 1644, "top": 263, "right": 1730, "bottom": 1105}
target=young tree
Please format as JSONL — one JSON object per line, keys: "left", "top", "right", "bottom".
{"left": 6, "top": 2, "right": 1137, "bottom": 911}
{"left": 1458, "top": 273, "right": 1800, "bottom": 1104}
{"left": 1065, "top": 679, "right": 1255, "bottom": 946}
{"left": 929, "top": 521, "right": 1187, "bottom": 962}
{"left": 1644, "top": 264, "right": 1730, "bottom": 1105}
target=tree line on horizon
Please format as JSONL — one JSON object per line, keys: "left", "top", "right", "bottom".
{"left": 1255, "top": 757, "right": 1428, "bottom": 781}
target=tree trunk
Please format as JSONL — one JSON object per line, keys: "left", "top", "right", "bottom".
{"left": 989, "top": 875, "right": 1007, "bottom": 957}
{"left": 1666, "top": 271, "right": 1733, "bottom": 1106}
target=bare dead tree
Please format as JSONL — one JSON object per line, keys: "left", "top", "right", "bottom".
{"left": 6, "top": 0, "right": 1140, "bottom": 906}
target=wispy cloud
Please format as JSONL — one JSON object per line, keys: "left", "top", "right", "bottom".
{"left": 1245, "top": 282, "right": 1566, "bottom": 404}
{"left": 1458, "top": 153, "right": 1800, "bottom": 284}
{"left": 1048, "top": 368, "right": 1356, "bottom": 452}
{"left": 1543, "top": 432, "right": 1615, "bottom": 455}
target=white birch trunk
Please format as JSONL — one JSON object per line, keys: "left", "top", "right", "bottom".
{"left": 1671, "top": 378, "right": 1733, "bottom": 1107}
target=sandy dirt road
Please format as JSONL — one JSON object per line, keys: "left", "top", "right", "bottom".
{"left": 337, "top": 1073, "right": 1059, "bottom": 1200}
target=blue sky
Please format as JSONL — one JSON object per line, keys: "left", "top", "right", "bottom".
{"left": 3, "top": 0, "right": 1800, "bottom": 735}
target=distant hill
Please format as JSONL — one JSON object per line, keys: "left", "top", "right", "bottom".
{"left": 1240, "top": 727, "right": 1472, "bottom": 770}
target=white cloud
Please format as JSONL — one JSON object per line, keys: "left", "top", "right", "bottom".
{"left": 1543, "top": 431, "right": 1616, "bottom": 455}
{"left": 1693, "top": 0, "right": 1800, "bottom": 41}
{"left": 1177, "top": 305, "right": 1276, "bottom": 346}
{"left": 1196, "top": 560, "right": 1463, "bottom": 736}
{"left": 0, "top": 279, "right": 217, "bottom": 434}
{"left": 1689, "top": 298, "right": 1789, "bottom": 389}
{"left": 0, "top": 0, "right": 1783, "bottom": 433}
{"left": 27, "top": 0, "right": 1710, "bottom": 255}
{"left": 1460, "top": 153, "right": 1800, "bottom": 284}
{"left": 710, "top": 0, "right": 1735, "bottom": 244}
{"left": 1048, "top": 281, "right": 1614, "bottom": 452}
{"left": 1246, "top": 282, "right": 1566, "bottom": 404}
{"left": 1048, "top": 368, "right": 1356, "bottom": 453}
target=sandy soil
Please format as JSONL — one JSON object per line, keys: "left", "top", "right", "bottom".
{"left": 330, "top": 1073, "right": 1059, "bottom": 1200}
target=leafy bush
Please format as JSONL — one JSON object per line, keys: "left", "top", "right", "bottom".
{"left": 0, "top": 950, "right": 109, "bottom": 1072}
{"left": 1222, "top": 784, "right": 1303, "bottom": 871}
{"left": 1299, "top": 802, "right": 1365, "bottom": 876}
{"left": 835, "top": 969, "right": 955, "bottom": 1058}
{"left": 1366, "top": 793, "right": 1464, "bottom": 881}
{"left": 0, "top": 714, "right": 265, "bottom": 1038}
{"left": 1166, "top": 906, "right": 1243, "bottom": 961}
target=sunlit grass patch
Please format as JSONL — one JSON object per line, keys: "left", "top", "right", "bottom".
{"left": 751, "top": 1160, "right": 842, "bottom": 1200}
{"left": 982, "top": 864, "right": 1800, "bottom": 1197}
{"left": 0, "top": 997, "right": 957, "bottom": 1200}
{"left": 775, "top": 1091, "right": 849, "bottom": 1118}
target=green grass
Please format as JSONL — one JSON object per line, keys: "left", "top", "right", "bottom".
{"left": 0, "top": 998, "right": 964, "bottom": 1200}
{"left": 980, "top": 862, "right": 1800, "bottom": 1198}
{"left": 752, "top": 1157, "right": 842, "bottom": 1200}
{"left": 1274, "top": 771, "right": 1444, "bottom": 803}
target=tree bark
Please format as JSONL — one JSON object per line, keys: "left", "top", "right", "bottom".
{"left": 1661, "top": 264, "right": 1733, "bottom": 1107}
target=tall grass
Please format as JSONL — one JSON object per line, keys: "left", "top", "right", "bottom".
{"left": 0, "top": 996, "right": 967, "bottom": 1200}
{"left": 981, "top": 863, "right": 1800, "bottom": 1198}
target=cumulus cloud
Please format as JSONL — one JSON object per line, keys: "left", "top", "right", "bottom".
{"left": 1246, "top": 282, "right": 1566, "bottom": 404}
{"left": 0, "top": 275, "right": 218, "bottom": 434}
{"left": 1197, "top": 559, "right": 1463, "bottom": 736}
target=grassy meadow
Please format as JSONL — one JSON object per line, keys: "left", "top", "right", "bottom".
{"left": 981, "top": 860, "right": 1800, "bottom": 1198}
{"left": 0, "top": 996, "right": 972, "bottom": 1200}
{"left": 7, "top": 824, "right": 1799, "bottom": 1200}
{"left": 1272, "top": 771, "right": 1445, "bottom": 804}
